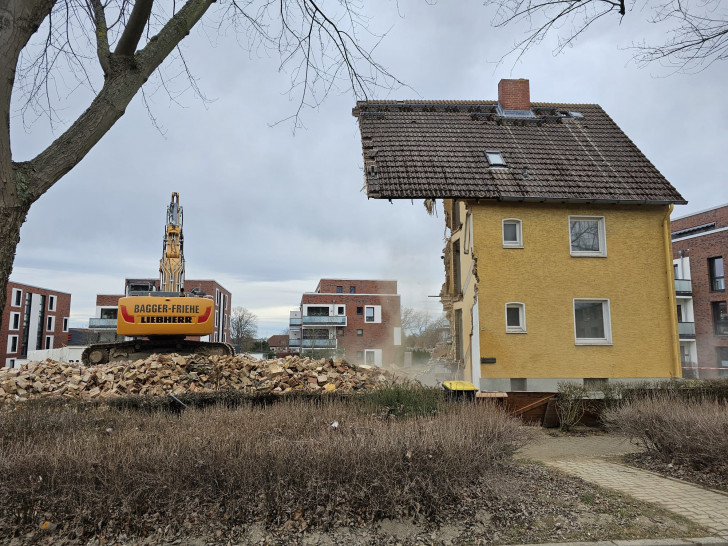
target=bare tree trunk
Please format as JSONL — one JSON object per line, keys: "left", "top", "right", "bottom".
{"left": 0, "top": 202, "right": 31, "bottom": 326}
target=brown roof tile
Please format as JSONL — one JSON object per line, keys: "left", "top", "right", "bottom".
{"left": 352, "top": 101, "right": 686, "bottom": 204}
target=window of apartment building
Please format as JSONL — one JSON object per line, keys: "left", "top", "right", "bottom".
{"left": 502, "top": 219, "right": 523, "bottom": 248}
{"left": 9, "top": 312, "right": 20, "bottom": 331}
{"left": 7, "top": 335, "right": 18, "bottom": 354}
{"left": 336, "top": 327, "right": 344, "bottom": 337}
{"left": 46, "top": 315, "right": 55, "bottom": 332}
{"left": 676, "top": 304, "right": 683, "bottom": 322}
{"left": 505, "top": 302, "right": 526, "bottom": 333}
{"left": 573, "top": 299, "right": 612, "bottom": 345}
{"left": 712, "top": 301, "right": 728, "bottom": 335}
{"left": 365, "top": 306, "right": 375, "bottom": 322}
{"left": 356, "top": 329, "right": 363, "bottom": 336}
{"left": 365, "top": 350, "right": 376, "bottom": 365}
{"left": 717, "top": 347, "right": 728, "bottom": 372}
{"left": 11, "top": 288, "right": 22, "bottom": 307}
{"left": 48, "top": 295, "right": 56, "bottom": 311}
{"left": 63, "top": 318, "right": 69, "bottom": 332}
{"left": 356, "top": 306, "right": 363, "bottom": 315}
{"left": 215, "top": 310, "right": 219, "bottom": 327}
{"left": 307, "top": 306, "right": 329, "bottom": 316}
{"left": 349, "top": 286, "right": 356, "bottom": 294}
{"left": 336, "top": 286, "right": 343, "bottom": 293}
{"left": 5, "top": 358, "right": 15, "bottom": 368}
{"left": 356, "top": 351, "right": 363, "bottom": 359}
{"left": 337, "top": 306, "right": 345, "bottom": 315}
{"left": 709, "top": 257, "right": 725, "bottom": 291}
{"left": 45, "top": 336, "right": 53, "bottom": 350}
{"left": 100, "top": 308, "right": 118, "bottom": 319}
{"left": 569, "top": 216, "right": 606, "bottom": 257}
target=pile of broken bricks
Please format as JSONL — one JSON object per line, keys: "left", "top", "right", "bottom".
{"left": 0, "top": 354, "right": 389, "bottom": 404}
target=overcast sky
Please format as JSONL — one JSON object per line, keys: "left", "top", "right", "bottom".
{"left": 9, "top": 1, "right": 728, "bottom": 338}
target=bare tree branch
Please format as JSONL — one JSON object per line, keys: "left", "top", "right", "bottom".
{"left": 88, "top": 0, "right": 112, "bottom": 75}
{"left": 486, "top": 0, "right": 728, "bottom": 71}
{"left": 115, "top": 0, "right": 154, "bottom": 56}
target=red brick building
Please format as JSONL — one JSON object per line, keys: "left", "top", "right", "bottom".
{"left": 672, "top": 204, "right": 728, "bottom": 378}
{"left": 289, "top": 279, "right": 401, "bottom": 366}
{"left": 2, "top": 281, "right": 71, "bottom": 367}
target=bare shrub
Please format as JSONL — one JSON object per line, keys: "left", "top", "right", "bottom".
{"left": 0, "top": 398, "right": 527, "bottom": 536}
{"left": 604, "top": 397, "right": 728, "bottom": 472}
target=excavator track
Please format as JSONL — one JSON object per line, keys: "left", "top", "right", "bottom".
{"left": 82, "top": 339, "right": 235, "bottom": 365}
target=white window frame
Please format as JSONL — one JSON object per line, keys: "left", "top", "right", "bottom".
{"left": 9, "top": 312, "right": 20, "bottom": 331}
{"left": 48, "top": 295, "right": 56, "bottom": 311}
{"left": 505, "top": 302, "right": 527, "bottom": 333}
{"left": 214, "top": 310, "right": 219, "bottom": 327}
{"left": 7, "top": 335, "right": 19, "bottom": 354}
{"left": 502, "top": 218, "right": 523, "bottom": 248}
{"left": 573, "top": 298, "right": 612, "bottom": 345}
{"left": 569, "top": 216, "right": 607, "bottom": 257}
{"left": 45, "top": 335, "right": 53, "bottom": 350}
{"left": 46, "top": 315, "right": 55, "bottom": 332}
{"left": 62, "top": 317, "right": 69, "bottom": 332}
{"left": 5, "top": 358, "right": 16, "bottom": 368}
{"left": 11, "top": 288, "right": 22, "bottom": 307}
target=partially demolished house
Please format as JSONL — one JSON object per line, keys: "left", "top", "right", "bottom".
{"left": 353, "top": 79, "right": 686, "bottom": 391}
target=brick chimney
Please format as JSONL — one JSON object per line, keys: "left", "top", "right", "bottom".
{"left": 498, "top": 79, "right": 530, "bottom": 110}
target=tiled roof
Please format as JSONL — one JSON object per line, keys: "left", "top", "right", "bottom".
{"left": 352, "top": 101, "right": 686, "bottom": 204}
{"left": 267, "top": 334, "right": 289, "bottom": 347}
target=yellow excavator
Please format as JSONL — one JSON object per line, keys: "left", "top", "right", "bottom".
{"left": 82, "top": 193, "right": 234, "bottom": 365}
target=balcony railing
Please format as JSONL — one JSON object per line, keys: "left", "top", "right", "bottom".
{"left": 674, "top": 278, "right": 692, "bottom": 294}
{"left": 289, "top": 318, "right": 302, "bottom": 326}
{"left": 289, "top": 339, "right": 301, "bottom": 348}
{"left": 300, "top": 339, "right": 337, "bottom": 349}
{"left": 711, "top": 276, "right": 725, "bottom": 291}
{"left": 89, "top": 318, "right": 117, "bottom": 329}
{"left": 302, "top": 316, "right": 347, "bottom": 326}
{"left": 677, "top": 321, "right": 695, "bottom": 338}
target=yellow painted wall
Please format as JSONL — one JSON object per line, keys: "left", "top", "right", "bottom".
{"left": 472, "top": 202, "right": 680, "bottom": 380}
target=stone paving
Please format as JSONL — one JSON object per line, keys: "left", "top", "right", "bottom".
{"left": 518, "top": 431, "right": 728, "bottom": 538}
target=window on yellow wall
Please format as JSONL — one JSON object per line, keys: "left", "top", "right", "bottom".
{"left": 502, "top": 219, "right": 522, "bottom": 248}
{"left": 505, "top": 302, "right": 526, "bottom": 333}
{"left": 569, "top": 216, "right": 606, "bottom": 257}
{"left": 573, "top": 299, "right": 612, "bottom": 345}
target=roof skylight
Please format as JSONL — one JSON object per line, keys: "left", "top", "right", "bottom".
{"left": 485, "top": 151, "right": 506, "bottom": 167}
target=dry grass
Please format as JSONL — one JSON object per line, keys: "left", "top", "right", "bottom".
{"left": 0, "top": 397, "right": 527, "bottom": 538}
{"left": 604, "top": 396, "right": 728, "bottom": 473}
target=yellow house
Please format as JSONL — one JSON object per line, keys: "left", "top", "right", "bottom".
{"left": 353, "top": 79, "right": 686, "bottom": 391}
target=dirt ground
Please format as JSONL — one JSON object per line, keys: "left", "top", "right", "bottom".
{"left": 516, "top": 426, "right": 645, "bottom": 461}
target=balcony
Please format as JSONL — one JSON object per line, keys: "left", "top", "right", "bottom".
{"left": 289, "top": 318, "right": 302, "bottom": 326}
{"left": 302, "top": 316, "right": 347, "bottom": 326}
{"left": 289, "top": 339, "right": 301, "bottom": 348}
{"left": 711, "top": 276, "right": 725, "bottom": 291}
{"left": 300, "top": 339, "right": 337, "bottom": 349}
{"left": 674, "top": 278, "right": 692, "bottom": 295}
{"left": 678, "top": 321, "right": 695, "bottom": 338}
{"left": 89, "top": 318, "right": 117, "bottom": 329}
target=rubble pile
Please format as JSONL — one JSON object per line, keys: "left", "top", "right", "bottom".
{"left": 0, "top": 354, "right": 389, "bottom": 404}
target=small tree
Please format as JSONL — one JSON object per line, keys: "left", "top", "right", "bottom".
{"left": 401, "top": 306, "right": 448, "bottom": 349}
{"left": 230, "top": 306, "right": 258, "bottom": 351}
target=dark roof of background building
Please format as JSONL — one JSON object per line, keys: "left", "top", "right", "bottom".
{"left": 353, "top": 101, "right": 686, "bottom": 204}
{"left": 267, "top": 334, "right": 289, "bottom": 347}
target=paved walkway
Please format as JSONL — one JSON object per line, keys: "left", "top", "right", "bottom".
{"left": 518, "top": 431, "right": 728, "bottom": 538}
